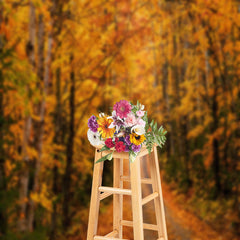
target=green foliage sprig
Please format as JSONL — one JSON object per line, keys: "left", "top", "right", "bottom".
{"left": 145, "top": 119, "right": 167, "bottom": 154}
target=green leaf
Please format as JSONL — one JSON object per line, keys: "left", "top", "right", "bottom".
{"left": 129, "top": 151, "right": 138, "bottom": 163}
{"left": 98, "top": 145, "right": 110, "bottom": 152}
{"left": 106, "top": 152, "right": 113, "bottom": 160}
{"left": 143, "top": 111, "right": 148, "bottom": 123}
{"left": 95, "top": 153, "right": 113, "bottom": 164}
{"left": 153, "top": 122, "right": 157, "bottom": 132}
{"left": 150, "top": 120, "right": 154, "bottom": 128}
{"left": 158, "top": 126, "right": 163, "bottom": 133}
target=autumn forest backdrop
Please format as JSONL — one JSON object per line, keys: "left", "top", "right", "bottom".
{"left": 0, "top": 0, "right": 240, "bottom": 239}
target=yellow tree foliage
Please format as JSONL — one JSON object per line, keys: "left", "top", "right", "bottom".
{"left": 1, "top": 0, "right": 240, "bottom": 239}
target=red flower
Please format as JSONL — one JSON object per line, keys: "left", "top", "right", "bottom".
{"left": 115, "top": 141, "right": 125, "bottom": 152}
{"left": 105, "top": 138, "right": 115, "bottom": 148}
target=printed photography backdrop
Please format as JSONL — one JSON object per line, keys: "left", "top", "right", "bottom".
{"left": 0, "top": 0, "right": 240, "bottom": 239}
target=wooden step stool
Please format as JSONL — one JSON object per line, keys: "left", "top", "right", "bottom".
{"left": 87, "top": 145, "right": 168, "bottom": 240}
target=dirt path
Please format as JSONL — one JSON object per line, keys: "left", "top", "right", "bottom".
{"left": 161, "top": 182, "right": 239, "bottom": 240}
{"left": 164, "top": 203, "right": 191, "bottom": 240}
{"left": 140, "top": 157, "right": 192, "bottom": 240}
{"left": 96, "top": 157, "right": 236, "bottom": 240}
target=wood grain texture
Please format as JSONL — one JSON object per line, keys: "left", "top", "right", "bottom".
{"left": 130, "top": 156, "right": 144, "bottom": 240}
{"left": 87, "top": 150, "right": 104, "bottom": 240}
{"left": 113, "top": 158, "right": 123, "bottom": 238}
{"left": 149, "top": 146, "right": 168, "bottom": 240}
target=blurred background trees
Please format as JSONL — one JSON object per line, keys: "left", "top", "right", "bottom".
{"left": 0, "top": 0, "right": 240, "bottom": 239}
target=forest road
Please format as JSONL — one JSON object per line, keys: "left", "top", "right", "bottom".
{"left": 141, "top": 156, "right": 192, "bottom": 240}
{"left": 164, "top": 203, "right": 192, "bottom": 240}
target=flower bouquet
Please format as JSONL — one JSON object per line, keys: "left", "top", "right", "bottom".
{"left": 87, "top": 100, "right": 167, "bottom": 163}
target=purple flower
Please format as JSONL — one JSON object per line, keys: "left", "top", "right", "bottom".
{"left": 131, "top": 144, "right": 141, "bottom": 153}
{"left": 109, "top": 111, "right": 124, "bottom": 132}
{"left": 124, "top": 145, "right": 130, "bottom": 152}
{"left": 88, "top": 115, "right": 99, "bottom": 132}
{"left": 125, "top": 135, "right": 131, "bottom": 146}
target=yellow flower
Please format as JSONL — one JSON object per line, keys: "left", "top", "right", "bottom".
{"left": 130, "top": 133, "right": 146, "bottom": 145}
{"left": 97, "top": 116, "right": 115, "bottom": 138}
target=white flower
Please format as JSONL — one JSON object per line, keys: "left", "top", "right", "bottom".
{"left": 108, "top": 110, "right": 124, "bottom": 132}
{"left": 108, "top": 110, "right": 118, "bottom": 120}
{"left": 87, "top": 129, "right": 103, "bottom": 146}
{"left": 116, "top": 131, "right": 125, "bottom": 137}
{"left": 140, "top": 104, "right": 145, "bottom": 111}
{"left": 99, "top": 112, "right": 105, "bottom": 118}
{"left": 131, "top": 125, "right": 145, "bottom": 135}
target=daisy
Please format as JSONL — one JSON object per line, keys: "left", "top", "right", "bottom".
{"left": 87, "top": 129, "right": 103, "bottom": 146}
{"left": 98, "top": 116, "right": 115, "bottom": 138}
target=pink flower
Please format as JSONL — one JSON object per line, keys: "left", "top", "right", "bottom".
{"left": 136, "top": 110, "right": 145, "bottom": 117}
{"left": 125, "top": 113, "right": 137, "bottom": 127}
{"left": 113, "top": 100, "right": 131, "bottom": 119}
{"left": 137, "top": 118, "right": 146, "bottom": 127}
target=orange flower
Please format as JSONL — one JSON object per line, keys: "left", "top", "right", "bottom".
{"left": 98, "top": 116, "right": 115, "bottom": 138}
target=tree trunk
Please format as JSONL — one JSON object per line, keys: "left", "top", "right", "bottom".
{"left": 204, "top": 27, "right": 222, "bottom": 198}
{"left": 62, "top": 55, "right": 75, "bottom": 231}
{"left": 0, "top": 83, "right": 7, "bottom": 236}
{"left": 27, "top": 5, "right": 52, "bottom": 230}
{"left": 212, "top": 76, "right": 221, "bottom": 197}
{"left": 27, "top": 9, "right": 45, "bottom": 231}
{"left": 0, "top": 10, "right": 7, "bottom": 232}
{"left": 49, "top": 1, "right": 64, "bottom": 236}
{"left": 18, "top": 0, "right": 35, "bottom": 232}
{"left": 50, "top": 67, "right": 62, "bottom": 239}
{"left": 181, "top": 115, "right": 191, "bottom": 188}
{"left": 172, "top": 27, "right": 182, "bottom": 159}
{"left": 158, "top": 1, "right": 174, "bottom": 157}
{"left": 162, "top": 61, "right": 174, "bottom": 158}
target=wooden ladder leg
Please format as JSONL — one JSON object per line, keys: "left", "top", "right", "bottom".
{"left": 113, "top": 158, "right": 123, "bottom": 238}
{"left": 130, "top": 156, "right": 144, "bottom": 240}
{"left": 149, "top": 146, "right": 168, "bottom": 240}
{"left": 87, "top": 150, "right": 104, "bottom": 240}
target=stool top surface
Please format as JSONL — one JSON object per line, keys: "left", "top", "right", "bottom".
{"left": 94, "top": 144, "right": 156, "bottom": 159}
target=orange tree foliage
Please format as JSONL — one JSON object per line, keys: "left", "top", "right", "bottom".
{"left": 0, "top": 0, "right": 240, "bottom": 239}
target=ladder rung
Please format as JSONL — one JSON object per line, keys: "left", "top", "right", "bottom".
{"left": 105, "top": 229, "right": 118, "bottom": 237}
{"left": 121, "top": 220, "right": 158, "bottom": 231}
{"left": 99, "top": 192, "right": 112, "bottom": 201}
{"left": 142, "top": 192, "right": 159, "bottom": 205}
{"left": 99, "top": 186, "right": 132, "bottom": 195}
{"left": 120, "top": 175, "right": 152, "bottom": 184}
{"left": 94, "top": 236, "right": 128, "bottom": 240}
